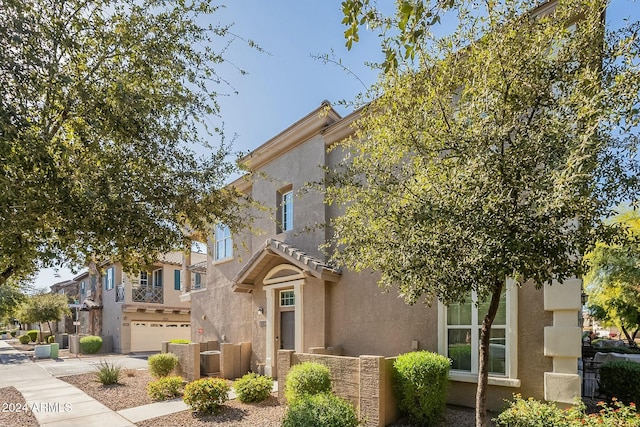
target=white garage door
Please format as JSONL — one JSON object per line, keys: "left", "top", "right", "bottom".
{"left": 130, "top": 322, "right": 191, "bottom": 352}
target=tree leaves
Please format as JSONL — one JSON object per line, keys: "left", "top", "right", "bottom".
{"left": 0, "top": 0, "right": 255, "bottom": 284}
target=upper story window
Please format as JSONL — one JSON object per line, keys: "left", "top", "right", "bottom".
{"left": 152, "top": 269, "right": 163, "bottom": 288}
{"left": 439, "top": 280, "right": 518, "bottom": 384}
{"left": 103, "top": 266, "right": 115, "bottom": 291}
{"left": 277, "top": 186, "right": 293, "bottom": 233}
{"left": 215, "top": 224, "right": 233, "bottom": 261}
{"left": 282, "top": 191, "right": 293, "bottom": 231}
{"left": 193, "top": 273, "right": 203, "bottom": 290}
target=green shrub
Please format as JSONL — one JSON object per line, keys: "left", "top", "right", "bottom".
{"left": 183, "top": 378, "right": 230, "bottom": 414}
{"left": 393, "top": 351, "right": 451, "bottom": 426}
{"left": 495, "top": 394, "right": 640, "bottom": 427}
{"left": 10, "top": 331, "right": 16, "bottom": 337}
{"left": 282, "top": 392, "right": 360, "bottom": 427}
{"left": 79, "top": 335, "right": 102, "bottom": 354}
{"left": 148, "top": 353, "right": 179, "bottom": 378}
{"left": 0, "top": 330, "right": 7, "bottom": 335}
{"left": 599, "top": 360, "right": 640, "bottom": 404}
{"left": 234, "top": 372, "right": 273, "bottom": 403}
{"left": 284, "top": 362, "right": 331, "bottom": 404}
{"left": 169, "top": 339, "right": 190, "bottom": 344}
{"left": 47, "top": 335, "right": 55, "bottom": 344}
{"left": 19, "top": 335, "right": 30, "bottom": 344}
{"left": 95, "top": 361, "right": 120, "bottom": 385}
{"left": 26, "top": 330, "right": 38, "bottom": 342}
{"left": 147, "top": 375, "right": 184, "bottom": 401}
{"left": 495, "top": 394, "right": 567, "bottom": 427}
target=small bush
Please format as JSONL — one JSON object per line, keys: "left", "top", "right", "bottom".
{"left": 124, "top": 369, "right": 137, "bottom": 377}
{"left": 10, "top": 331, "right": 16, "bottom": 337}
{"left": 183, "top": 378, "right": 230, "bottom": 414}
{"left": 95, "top": 361, "right": 120, "bottom": 385}
{"left": 495, "top": 394, "right": 640, "bottom": 427}
{"left": 234, "top": 372, "right": 273, "bottom": 403}
{"left": 79, "top": 335, "right": 102, "bottom": 354}
{"left": 19, "top": 335, "right": 30, "bottom": 344}
{"left": 282, "top": 392, "right": 360, "bottom": 427}
{"left": 47, "top": 335, "right": 55, "bottom": 344}
{"left": 26, "top": 330, "right": 38, "bottom": 342}
{"left": 148, "top": 353, "right": 179, "bottom": 378}
{"left": 599, "top": 360, "right": 640, "bottom": 404}
{"left": 284, "top": 362, "right": 331, "bottom": 404}
{"left": 394, "top": 351, "right": 451, "bottom": 426}
{"left": 169, "top": 339, "right": 190, "bottom": 344}
{"left": 147, "top": 375, "right": 184, "bottom": 401}
{"left": 495, "top": 394, "right": 566, "bottom": 427}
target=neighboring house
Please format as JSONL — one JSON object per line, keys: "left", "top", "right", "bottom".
{"left": 75, "top": 251, "right": 206, "bottom": 353}
{"left": 49, "top": 279, "right": 79, "bottom": 334}
{"left": 189, "top": 101, "right": 584, "bottom": 410}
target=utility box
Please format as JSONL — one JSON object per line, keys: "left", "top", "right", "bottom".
{"left": 200, "top": 351, "right": 220, "bottom": 375}
{"left": 50, "top": 343, "right": 59, "bottom": 359}
{"left": 34, "top": 345, "right": 51, "bottom": 359}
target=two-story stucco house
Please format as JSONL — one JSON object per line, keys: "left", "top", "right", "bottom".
{"left": 187, "top": 101, "right": 584, "bottom": 410}
{"left": 75, "top": 251, "right": 206, "bottom": 353}
{"left": 50, "top": 279, "right": 80, "bottom": 334}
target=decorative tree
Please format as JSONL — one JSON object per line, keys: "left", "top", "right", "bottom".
{"left": 585, "top": 210, "right": 640, "bottom": 346}
{"left": 0, "top": 0, "right": 256, "bottom": 286}
{"left": 16, "top": 293, "right": 71, "bottom": 342}
{"left": 329, "top": 1, "right": 640, "bottom": 425}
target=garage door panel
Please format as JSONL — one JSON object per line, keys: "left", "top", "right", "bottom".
{"left": 130, "top": 322, "right": 191, "bottom": 352}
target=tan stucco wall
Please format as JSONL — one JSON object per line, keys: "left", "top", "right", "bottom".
{"left": 189, "top": 261, "right": 254, "bottom": 349}
{"left": 191, "top": 108, "right": 570, "bottom": 411}
{"left": 326, "top": 270, "right": 439, "bottom": 357}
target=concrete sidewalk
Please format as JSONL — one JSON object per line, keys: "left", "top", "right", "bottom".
{"left": 0, "top": 339, "right": 278, "bottom": 426}
{"left": 0, "top": 340, "right": 180, "bottom": 426}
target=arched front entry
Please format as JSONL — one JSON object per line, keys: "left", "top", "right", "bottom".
{"left": 263, "top": 264, "right": 305, "bottom": 377}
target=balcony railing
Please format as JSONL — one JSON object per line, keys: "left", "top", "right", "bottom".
{"left": 132, "top": 286, "right": 163, "bottom": 304}
{"left": 116, "top": 284, "right": 125, "bottom": 302}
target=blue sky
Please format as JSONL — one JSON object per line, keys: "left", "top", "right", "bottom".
{"left": 32, "top": 0, "right": 639, "bottom": 290}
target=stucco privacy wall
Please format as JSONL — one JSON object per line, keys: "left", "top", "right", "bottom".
{"left": 162, "top": 342, "right": 200, "bottom": 382}
{"left": 278, "top": 350, "right": 398, "bottom": 427}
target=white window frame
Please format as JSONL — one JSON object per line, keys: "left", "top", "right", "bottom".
{"left": 193, "top": 273, "right": 203, "bottom": 290}
{"left": 152, "top": 269, "right": 163, "bottom": 288}
{"left": 104, "top": 266, "right": 115, "bottom": 290}
{"left": 140, "top": 271, "right": 148, "bottom": 287}
{"left": 282, "top": 191, "right": 293, "bottom": 231}
{"left": 437, "top": 279, "right": 520, "bottom": 387}
{"left": 280, "top": 289, "right": 295, "bottom": 307}
{"left": 214, "top": 224, "right": 233, "bottom": 261}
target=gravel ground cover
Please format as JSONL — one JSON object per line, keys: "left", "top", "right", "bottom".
{"left": 59, "top": 368, "right": 156, "bottom": 411}
{"left": 5, "top": 339, "right": 489, "bottom": 426}
{"left": 0, "top": 386, "right": 39, "bottom": 427}
{"left": 60, "top": 368, "right": 486, "bottom": 426}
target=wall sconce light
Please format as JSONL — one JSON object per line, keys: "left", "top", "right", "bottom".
{"left": 257, "top": 307, "right": 264, "bottom": 316}
{"left": 202, "top": 314, "right": 207, "bottom": 320}
{"left": 581, "top": 292, "right": 589, "bottom": 306}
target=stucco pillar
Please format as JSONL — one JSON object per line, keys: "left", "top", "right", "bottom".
{"left": 359, "top": 356, "right": 386, "bottom": 427}
{"left": 265, "top": 287, "right": 276, "bottom": 377}
{"left": 543, "top": 278, "right": 582, "bottom": 403}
